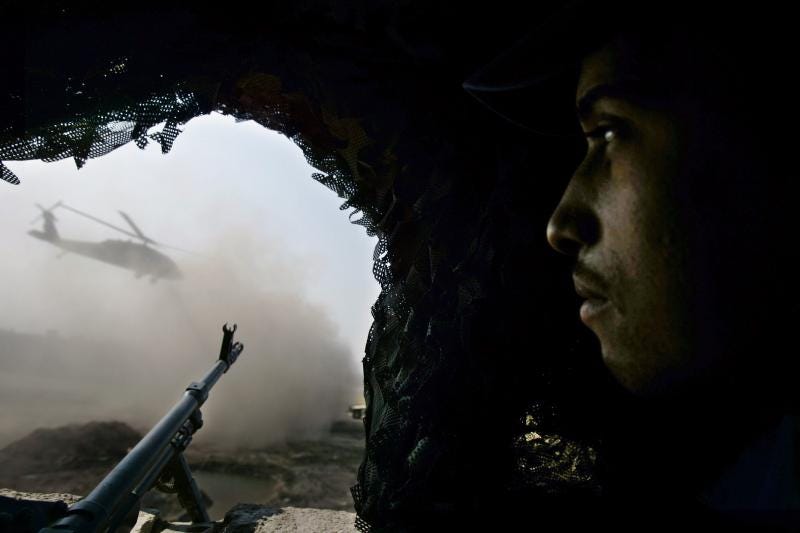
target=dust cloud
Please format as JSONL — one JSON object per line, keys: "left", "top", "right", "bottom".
{"left": 0, "top": 114, "right": 378, "bottom": 449}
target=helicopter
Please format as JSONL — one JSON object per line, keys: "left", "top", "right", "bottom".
{"left": 28, "top": 201, "right": 183, "bottom": 282}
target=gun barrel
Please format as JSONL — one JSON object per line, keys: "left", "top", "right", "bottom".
{"left": 42, "top": 325, "right": 243, "bottom": 533}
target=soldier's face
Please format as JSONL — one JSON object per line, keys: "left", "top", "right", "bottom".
{"left": 545, "top": 41, "right": 724, "bottom": 396}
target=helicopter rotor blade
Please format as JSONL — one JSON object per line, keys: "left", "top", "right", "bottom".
{"left": 31, "top": 201, "right": 62, "bottom": 224}
{"left": 30, "top": 204, "right": 46, "bottom": 224}
{"left": 118, "top": 211, "right": 199, "bottom": 254}
{"left": 58, "top": 203, "right": 143, "bottom": 241}
{"left": 118, "top": 211, "right": 156, "bottom": 245}
{"left": 149, "top": 241, "right": 198, "bottom": 255}
{"left": 58, "top": 202, "right": 198, "bottom": 255}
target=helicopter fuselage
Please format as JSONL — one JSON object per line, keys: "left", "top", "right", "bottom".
{"left": 29, "top": 231, "right": 182, "bottom": 281}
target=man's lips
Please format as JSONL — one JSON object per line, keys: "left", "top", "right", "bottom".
{"left": 573, "top": 276, "right": 606, "bottom": 300}
{"left": 573, "top": 275, "right": 611, "bottom": 324}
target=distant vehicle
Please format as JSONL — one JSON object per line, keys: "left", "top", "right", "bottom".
{"left": 348, "top": 404, "right": 366, "bottom": 420}
{"left": 29, "top": 201, "right": 183, "bottom": 282}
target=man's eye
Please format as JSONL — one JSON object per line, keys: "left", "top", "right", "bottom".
{"left": 584, "top": 125, "right": 618, "bottom": 144}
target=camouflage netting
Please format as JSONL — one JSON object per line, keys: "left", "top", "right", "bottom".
{"left": 0, "top": 2, "right": 743, "bottom": 531}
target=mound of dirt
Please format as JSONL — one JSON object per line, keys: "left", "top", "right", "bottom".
{"left": 0, "top": 421, "right": 140, "bottom": 481}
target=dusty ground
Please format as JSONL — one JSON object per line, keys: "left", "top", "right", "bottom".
{"left": 0, "top": 419, "right": 365, "bottom": 521}
{"left": 0, "top": 490, "right": 358, "bottom": 533}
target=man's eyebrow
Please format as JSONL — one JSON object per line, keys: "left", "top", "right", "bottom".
{"left": 576, "top": 80, "right": 645, "bottom": 123}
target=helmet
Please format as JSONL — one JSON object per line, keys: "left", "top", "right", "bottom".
{"left": 461, "top": 0, "right": 781, "bottom": 137}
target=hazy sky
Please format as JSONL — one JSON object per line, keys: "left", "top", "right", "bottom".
{"left": 0, "top": 113, "right": 380, "bottom": 447}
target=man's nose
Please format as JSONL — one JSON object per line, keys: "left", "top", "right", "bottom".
{"left": 545, "top": 178, "right": 600, "bottom": 256}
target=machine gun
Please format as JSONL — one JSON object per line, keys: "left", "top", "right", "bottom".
{"left": 35, "top": 323, "right": 244, "bottom": 533}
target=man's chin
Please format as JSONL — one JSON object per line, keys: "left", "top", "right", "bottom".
{"left": 601, "top": 348, "right": 724, "bottom": 403}
{"left": 600, "top": 346, "right": 688, "bottom": 399}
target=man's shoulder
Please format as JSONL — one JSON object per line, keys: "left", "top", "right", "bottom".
{"left": 697, "top": 413, "right": 800, "bottom": 531}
